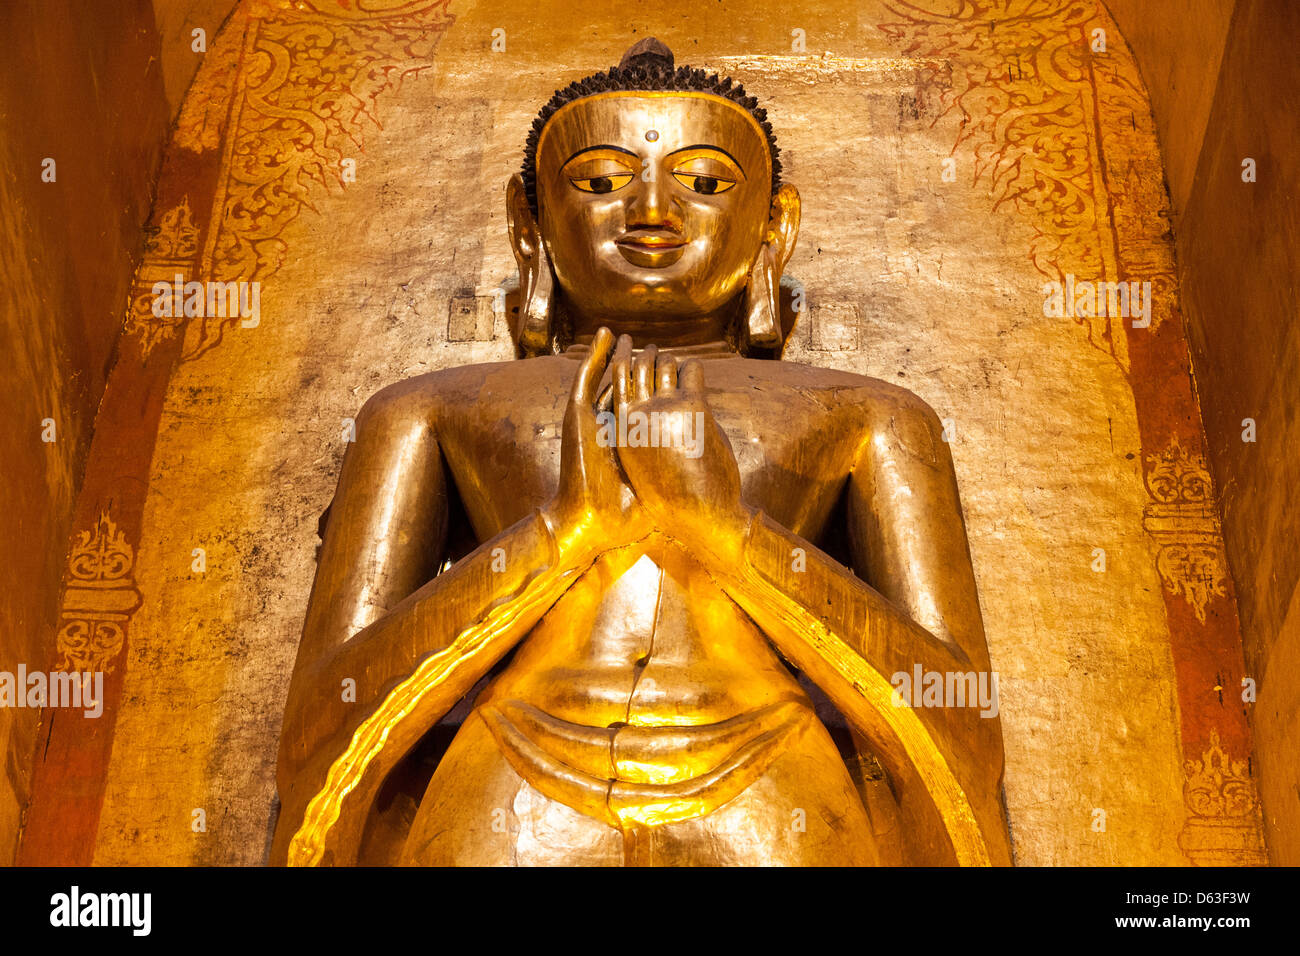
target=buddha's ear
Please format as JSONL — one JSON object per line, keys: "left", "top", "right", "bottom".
{"left": 505, "top": 174, "right": 553, "bottom": 355}
{"left": 743, "top": 184, "right": 802, "bottom": 352}
{"left": 767, "top": 183, "right": 801, "bottom": 271}
{"left": 506, "top": 173, "right": 538, "bottom": 264}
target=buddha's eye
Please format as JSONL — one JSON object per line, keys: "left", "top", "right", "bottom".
{"left": 571, "top": 173, "right": 634, "bottom": 194}
{"left": 671, "top": 172, "right": 736, "bottom": 195}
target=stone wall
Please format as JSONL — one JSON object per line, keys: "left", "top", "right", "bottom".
{"left": 1106, "top": 0, "right": 1300, "bottom": 862}
{"left": 0, "top": 0, "right": 170, "bottom": 861}
{"left": 1177, "top": 0, "right": 1300, "bottom": 864}
{"left": 152, "top": 0, "right": 243, "bottom": 119}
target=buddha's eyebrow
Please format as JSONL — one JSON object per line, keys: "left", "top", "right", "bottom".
{"left": 666, "top": 144, "right": 744, "bottom": 171}
{"left": 562, "top": 144, "right": 638, "bottom": 165}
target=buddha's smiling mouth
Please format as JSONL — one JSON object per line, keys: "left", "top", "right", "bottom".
{"left": 616, "top": 229, "right": 688, "bottom": 267}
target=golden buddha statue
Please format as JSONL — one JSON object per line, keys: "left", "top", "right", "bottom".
{"left": 272, "top": 39, "right": 1012, "bottom": 867}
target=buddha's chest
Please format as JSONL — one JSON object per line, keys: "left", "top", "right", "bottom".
{"left": 438, "top": 361, "right": 862, "bottom": 544}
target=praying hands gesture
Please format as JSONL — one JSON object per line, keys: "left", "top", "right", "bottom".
{"left": 544, "top": 327, "right": 753, "bottom": 568}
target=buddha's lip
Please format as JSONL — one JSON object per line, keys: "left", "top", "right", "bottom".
{"left": 616, "top": 231, "right": 686, "bottom": 250}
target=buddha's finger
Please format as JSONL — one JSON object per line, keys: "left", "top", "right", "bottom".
{"left": 572, "top": 327, "right": 615, "bottom": 404}
{"left": 633, "top": 345, "right": 657, "bottom": 403}
{"left": 656, "top": 353, "right": 677, "bottom": 392}
{"left": 611, "top": 334, "right": 634, "bottom": 410}
{"left": 679, "top": 359, "right": 706, "bottom": 398}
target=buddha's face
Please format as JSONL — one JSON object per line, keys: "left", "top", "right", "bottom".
{"left": 531, "top": 93, "right": 781, "bottom": 326}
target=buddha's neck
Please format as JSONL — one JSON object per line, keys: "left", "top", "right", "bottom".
{"left": 563, "top": 338, "right": 739, "bottom": 360}
{"left": 562, "top": 295, "right": 737, "bottom": 352}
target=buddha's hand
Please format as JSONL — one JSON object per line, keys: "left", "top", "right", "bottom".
{"left": 609, "top": 337, "right": 754, "bottom": 568}
{"left": 541, "top": 327, "right": 652, "bottom": 562}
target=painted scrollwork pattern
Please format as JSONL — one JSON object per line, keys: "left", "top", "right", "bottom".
{"left": 880, "top": 0, "right": 1262, "bottom": 866}
{"left": 1142, "top": 436, "right": 1228, "bottom": 624}
{"left": 188, "top": 0, "right": 454, "bottom": 358}
{"left": 123, "top": 198, "right": 202, "bottom": 358}
{"left": 66, "top": 514, "right": 135, "bottom": 584}
{"left": 1180, "top": 731, "right": 1268, "bottom": 866}
{"left": 879, "top": 1, "right": 1123, "bottom": 363}
{"left": 55, "top": 513, "right": 141, "bottom": 673}
{"left": 54, "top": 621, "right": 127, "bottom": 676}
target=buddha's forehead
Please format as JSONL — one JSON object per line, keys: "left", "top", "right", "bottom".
{"left": 536, "top": 92, "right": 771, "bottom": 180}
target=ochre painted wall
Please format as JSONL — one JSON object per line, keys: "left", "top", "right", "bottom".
{"left": 1176, "top": 0, "right": 1300, "bottom": 864}
{"left": 152, "top": 0, "right": 243, "bottom": 119}
{"left": 0, "top": 0, "right": 169, "bottom": 861}
{"left": 1104, "top": 0, "right": 1237, "bottom": 221}
{"left": 1108, "top": 0, "right": 1300, "bottom": 862}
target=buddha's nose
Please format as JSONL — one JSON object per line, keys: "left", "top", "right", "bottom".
{"left": 626, "top": 168, "right": 680, "bottom": 229}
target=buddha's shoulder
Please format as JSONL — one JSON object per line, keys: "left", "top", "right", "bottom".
{"left": 353, "top": 355, "right": 581, "bottom": 417}
{"left": 715, "top": 357, "right": 944, "bottom": 425}
{"left": 354, "top": 356, "right": 941, "bottom": 430}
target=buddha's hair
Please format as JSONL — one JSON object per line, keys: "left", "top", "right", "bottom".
{"left": 521, "top": 38, "right": 782, "bottom": 215}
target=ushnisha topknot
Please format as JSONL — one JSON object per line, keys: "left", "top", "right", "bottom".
{"left": 521, "top": 37, "right": 783, "bottom": 215}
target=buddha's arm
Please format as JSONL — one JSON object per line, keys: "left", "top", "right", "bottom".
{"left": 842, "top": 391, "right": 1005, "bottom": 788}
{"left": 842, "top": 394, "right": 1011, "bottom": 863}
{"left": 278, "top": 378, "right": 448, "bottom": 782}
{"left": 702, "top": 394, "right": 1010, "bottom": 864}
{"left": 721, "top": 392, "right": 1001, "bottom": 752}
{"left": 278, "top": 507, "right": 589, "bottom": 785}
{"left": 276, "top": 382, "right": 573, "bottom": 862}
{"left": 275, "top": 329, "right": 642, "bottom": 865}
{"left": 276, "top": 506, "right": 598, "bottom": 866}
{"left": 613, "top": 353, "right": 1008, "bottom": 863}
{"left": 844, "top": 393, "right": 993, "bottom": 672}
{"left": 704, "top": 510, "right": 1005, "bottom": 866}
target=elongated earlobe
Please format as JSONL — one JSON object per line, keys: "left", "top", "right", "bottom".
{"left": 518, "top": 240, "right": 554, "bottom": 355}
{"left": 743, "top": 244, "right": 781, "bottom": 349}
{"left": 506, "top": 174, "right": 554, "bottom": 356}
{"left": 743, "top": 184, "right": 800, "bottom": 353}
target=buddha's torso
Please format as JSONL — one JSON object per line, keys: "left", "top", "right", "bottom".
{"left": 401, "top": 352, "right": 884, "bottom": 864}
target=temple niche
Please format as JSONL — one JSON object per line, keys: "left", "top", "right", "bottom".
{"left": 2, "top": 0, "right": 1295, "bottom": 870}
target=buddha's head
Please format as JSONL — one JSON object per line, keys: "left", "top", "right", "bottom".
{"left": 506, "top": 39, "right": 800, "bottom": 356}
